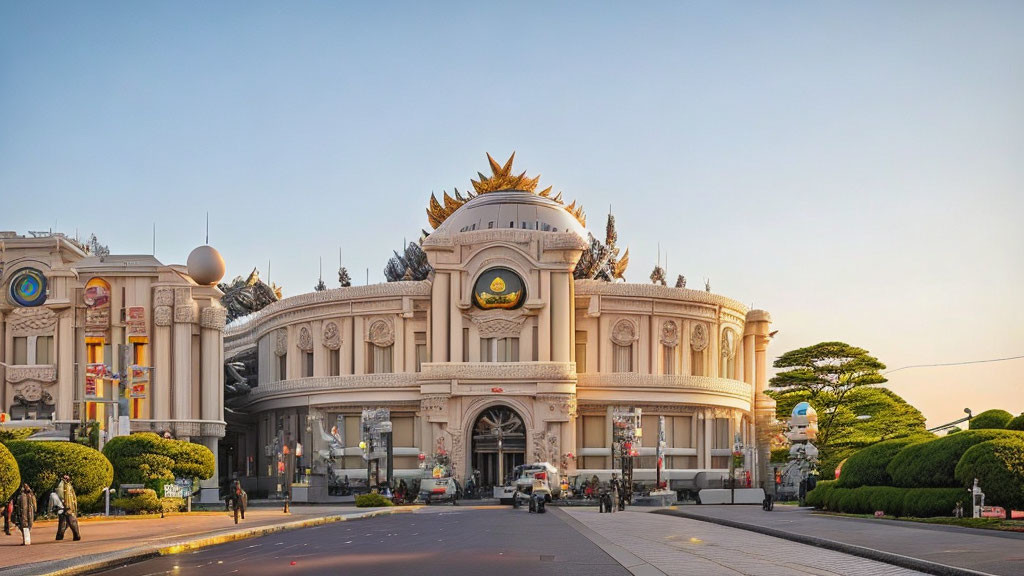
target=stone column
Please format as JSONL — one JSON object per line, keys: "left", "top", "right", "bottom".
{"left": 57, "top": 310, "right": 75, "bottom": 420}
{"left": 550, "top": 272, "right": 570, "bottom": 363}
{"left": 430, "top": 273, "right": 449, "bottom": 362}
{"left": 153, "top": 288, "right": 174, "bottom": 421}
{"left": 198, "top": 435, "right": 220, "bottom": 504}
{"left": 538, "top": 272, "right": 551, "bottom": 361}
{"left": 199, "top": 306, "right": 225, "bottom": 423}
{"left": 745, "top": 310, "right": 774, "bottom": 487}
{"left": 0, "top": 311, "right": 5, "bottom": 410}
{"left": 173, "top": 288, "right": 196, "bottom": 426}
{"left": 449, "top": 273, "right": 462, "bottom": 362}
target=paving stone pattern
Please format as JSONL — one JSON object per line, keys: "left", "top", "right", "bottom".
{"left": 563, "top": 509, "right": 927, "bottom": 576}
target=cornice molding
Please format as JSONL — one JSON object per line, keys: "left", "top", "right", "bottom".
{"left": 575, "top": 280, "right": 750, "bottom": 316}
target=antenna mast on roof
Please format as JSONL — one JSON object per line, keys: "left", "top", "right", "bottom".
{"left": 205, "top": 212, "right": 209, "bottom": 244}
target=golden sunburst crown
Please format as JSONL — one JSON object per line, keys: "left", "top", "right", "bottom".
{"left": 426, "top": 152, "right": 586, "bottom": 230}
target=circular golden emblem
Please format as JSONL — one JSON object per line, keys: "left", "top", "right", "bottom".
{"left": 473, "top": 268, "right": 525, "bottom": 310}
{"left": 490, "top": 277, "right": 506, "bottom": 292}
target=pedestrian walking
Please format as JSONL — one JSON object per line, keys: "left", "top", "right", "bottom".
{"left": 226, "top": 480, "right": 247, "bottom": 524}
{"left": 609, "top": 473, "right": 620, "bottom": 514}
{"left": 54, "top": 474, "right": 81, "bottom": 541}
{"left": 3, "top": 492, "right": 13, "bottom": 536}
{"left": 13, "top": 484, "right": 36, "bottom": 545}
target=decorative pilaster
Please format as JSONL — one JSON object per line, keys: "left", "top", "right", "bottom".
{"left": 173, "top": 288, "right": 195, "bottom": 421}
{"left": 745, "top": 309, "right": 774, "bottom": 486}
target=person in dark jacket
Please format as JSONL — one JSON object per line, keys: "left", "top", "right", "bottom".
{"left": 13, "top": 484, "right": 36, "bottom": 545}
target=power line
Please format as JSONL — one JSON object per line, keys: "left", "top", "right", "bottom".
{"left": 884, "top": 354, "right": 1024, "bottom": 375}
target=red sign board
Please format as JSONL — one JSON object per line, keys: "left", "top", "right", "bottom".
{"left": 491, "top": 387, "right": 504, "bottom": 393}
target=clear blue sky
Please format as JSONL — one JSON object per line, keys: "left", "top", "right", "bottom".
{"left": 2, "top": 1, "right": 1022, "bottom": 426}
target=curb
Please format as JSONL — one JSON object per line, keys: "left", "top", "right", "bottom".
{"left": 3, "top": 507, "right": 418, "bottom": 576}
{"left": 652, "top": 509, "right": 996, "bottom": 576}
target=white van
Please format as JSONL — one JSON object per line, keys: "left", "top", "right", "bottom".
{"left": 494, "top": 462, "right": 560, "bottom": 503}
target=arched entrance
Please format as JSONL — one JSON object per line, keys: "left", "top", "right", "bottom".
{"left": 471, "top": 405, "right": 526, "bottom": 489}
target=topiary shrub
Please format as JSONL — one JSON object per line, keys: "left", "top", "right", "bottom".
{"left": 837, "top": 436, "right": 932, "bottom": 488}
{"left": 887, "top": 430, "right": 1023, "bottom": 488}
{"left": 824, "top": 486, "right": 851, "bottom": 512}
{"left": 354, "top": 492, "right": 394, "bottom": 507}
{"left": 805, "top": 480, "right": 834, "bottom": 508}
{"left": 954, "top": 436, "right": 1024, "bottom": 518}
{"left": 1006, "top": 414, "right": 1024, "bottom": 432}
{"left": 0, "top": 442, "right": 19, "bottom": 503}
{"left": 902, "top": 488, "right": 966, "bottom": 517}
{"left": 103, "top": 433, "right": 214, "bottom": 490}
{"left": 160, "top": 497, "right": 185, "bottom": 514}
{"left": 0, "top": 427, "right": 37, "bottom": 443}
{"left": 866, "top": 486, "right": 906, "bottom": 517}
{"left": 112, "top": 488, "right": 161, "bottom": 514}
{"left": 969, "top": 410, "right": 1013, "bottom": 430}
{"left": 6, "top": 440, "right": 113, "bottom": 511}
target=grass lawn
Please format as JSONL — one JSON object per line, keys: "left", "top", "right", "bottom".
{"left": 819, "top": 511, "right": 1024, "bottom": 532}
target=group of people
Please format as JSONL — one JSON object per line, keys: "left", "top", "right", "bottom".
{"left": 2, "top": 474, "right": 81, "bottom": 546}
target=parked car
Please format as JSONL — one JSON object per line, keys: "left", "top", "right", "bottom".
{"left": 419, "top": 476, "right": 459, "bottom": 505}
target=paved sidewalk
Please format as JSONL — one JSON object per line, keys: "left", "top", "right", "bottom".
{"left": 664, "top": 505, "right": 1024, "bottom": 576}
{"left": 561, "top": 508, "right": 927, "bottom": 576}
{"left": 0, "top": 505, "right": 407, "bottom": 576}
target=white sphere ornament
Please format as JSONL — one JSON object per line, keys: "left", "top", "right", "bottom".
{"left": 187, "top": 245, "right": 226, "bottom": 286}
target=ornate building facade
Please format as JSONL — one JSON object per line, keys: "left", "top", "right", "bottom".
{"left": 223, "top": 155, "right": 775, "bottom": 497}
{"left": 0, "top": 232, "right": 227, "bottom": 502}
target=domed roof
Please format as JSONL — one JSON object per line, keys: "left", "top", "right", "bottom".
{"left": 187, "top": 245, "right": 226, "bottom": 286}
{"left": 435, "top": 190, "right": 588, "bottom": 237}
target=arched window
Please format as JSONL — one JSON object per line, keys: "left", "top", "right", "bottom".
{"left": 611, "top": 319, "right": 636, "bottom": 373}
{"left": 720, "top": 328, "right": 738, "bottom": 379}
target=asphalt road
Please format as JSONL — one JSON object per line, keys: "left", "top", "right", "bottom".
{"left": 94, "top": 507, "right": 629, "bottom": 576}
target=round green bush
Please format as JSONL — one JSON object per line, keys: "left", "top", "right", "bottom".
{"left": 824, "top": 486, "right": 851, "bottom": 512}
{"left": 354, "top": 492, "right": 394, "bottom": 507}
{"left": 887, "top": 430, "right": 1023, "bottom": 488}
{"left": 1006, "top": 414, "right": 1024, "bottom": 432}
{"left": 0, "top": 442, "right": 19, "bottom": 503}
{"left": 112, "top": 488, "right": 161, "bottom": 514}
{"left": 969, "top": 410, "right": 1013, "bottom": 430}
{"left": 160, "top": 497, "right": 185, "bottom": 514}
{"left": 902, "top": 488, "right": 966, "bottom": 517}
{"left": 954, "top": 436, "right": 1024, "bottom": 516}
{"left": 104, "top": 433, "right": 214, "bottom": 489}
{"left": 6, "top": 440, "right": 113, "bottom": 511}
{"left": 837, "top": 435, "right": 932, "bottom": 488}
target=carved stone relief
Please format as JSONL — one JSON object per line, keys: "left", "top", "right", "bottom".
{"left": 297, "top": 326, "right": 313, "bottom": 352}
{"left": 691, "top": 323, "right": 709, "bottom": 351}
{"left": 199, "top": 307, "right": 227, "bottom": 331}
{"left": 611, "top": 318, "right": 637, "bottom": 346}
{"left": 174, "top": 288, "right": 196, "bottom": 323}
{"left": 466, "top": 309, "right": 527, "bottom": 339}
{"left": 154, "top": 288, "right": 174, "bottom": 307}
{"left": 322, "top": 321, "right": 341, "bottom": 350}
{"left": 154, "top": 306, "right": 173, "bottom": 327}
{"left": 660, "top": 320, "right": 679, "bottom": 347}
{"left": 274, "top": 329, "right": 288, "bottom": 357}
{"left": 367, "top": 318, "right": 395, "bottom": 347}
{"left": 8, "top": 308, "right": 57, "bottom": 336}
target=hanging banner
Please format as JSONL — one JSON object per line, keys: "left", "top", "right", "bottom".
{"left": 85, "top": 363, "right": 106, "bottom": 399}
{"left": 126, "top": 306, "right": 147, "bottom": 338}
{"left": 129, "top": 365, "right": 150, "bottom": 399}
{"left": 84, "top": 278, "right": 112, "bottom": 339}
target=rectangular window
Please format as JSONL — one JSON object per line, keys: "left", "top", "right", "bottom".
{"left": 574, "top": 330, "right": 587, "bottom": 373}
{"left": 278, "top": 353, "right": 287, "bottom": 381}
{"left": 532, "top": 325, "right": 538, "bottom": 361}
{"left": 581, "top": 415, "right": 607, "bottom": 470}
{"left": 480, "top": 338, "right": 493, "bottom": 362}
{"left": 35, "top": 336, "right": 53, "bottom": 365}
{"left": 414, "top": 332, "right": 427, "bottom": 372}
{"left": 713, "top": 418, "right": 730, "bottom": 450}
{"left": 329, "top": 349, "right": 341, "bottom": 376}
{"left": 392, "top": 416, "right": 414, "bottom": 446}
{"left": 462, "top": 328, "right": 469, "bottom": 362}
{"left": 497, "top": 338, "right": 519, "bottom": 362}
{"left": 303, "top": 351, "right": 314, "bottom": 378}
{"left": 13, "top": 337, "right": 28, "bottom": 365}
{"left": 663, "top": 346, "right": 675, "bottom": 375}
{"left": 369, "top": 344, "right": 393, "bottom": 374}
{"left": 671, "top": 416, "right": 693, "bottom": 448}
{"left": 690, "top": 350, "right": 704, "bottom": 376}
{"left": 613, "top": 344, "right": 633, "bottom": 372}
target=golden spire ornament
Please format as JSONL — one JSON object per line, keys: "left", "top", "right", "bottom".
{"left": 426, "top": 153, "right": 586, "bottom": 230}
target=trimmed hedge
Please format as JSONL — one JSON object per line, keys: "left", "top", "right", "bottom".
{"left": 969, "top": 410, "right": 1013, "bottom": 430}
{"left": 0, "top": 442, "right": 19, "bottom": 503}
{"left": 6, "top": 440, "right": 113, "bottom": 511}
{"left": 1006, "top": 414, "right": 1024, "bottom": 432}
{"left": 160, "top": 497, "right": 185, "bottom": 514}
{"left": 112, "top": 488, "right": 161, "bottom": 514}
{"left": 954, "top": 437, "right": 1024, "bottom": 515}
{"left": 886, "top": 430, "right": 1023, "bottom": 488}
{"left": 837, "top": 436, "right": 931, "bottom": 488}
{"left": 103, "top": 433, "right": 214, "bottom": 489}
{"left": 807, "top": 484, "right": 965, "bottom": 517}
{"left": 354, "top": 493, "right": 394, "bottom": 507}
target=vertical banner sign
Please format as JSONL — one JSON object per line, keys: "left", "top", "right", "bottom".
{"left": 83, "top": 278, "right": 112, "bottom": 339}
{"left": 85, "top": 363, "right": 106, "bottom": 399}
{"left": 129, "top": 365, "right": 150, "bottom": 399}
{"left": 360, "top": 408, "right": 390, "bottom": 460}
{"left": 126, "top": 306, "right": 147, "bottom": 338}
